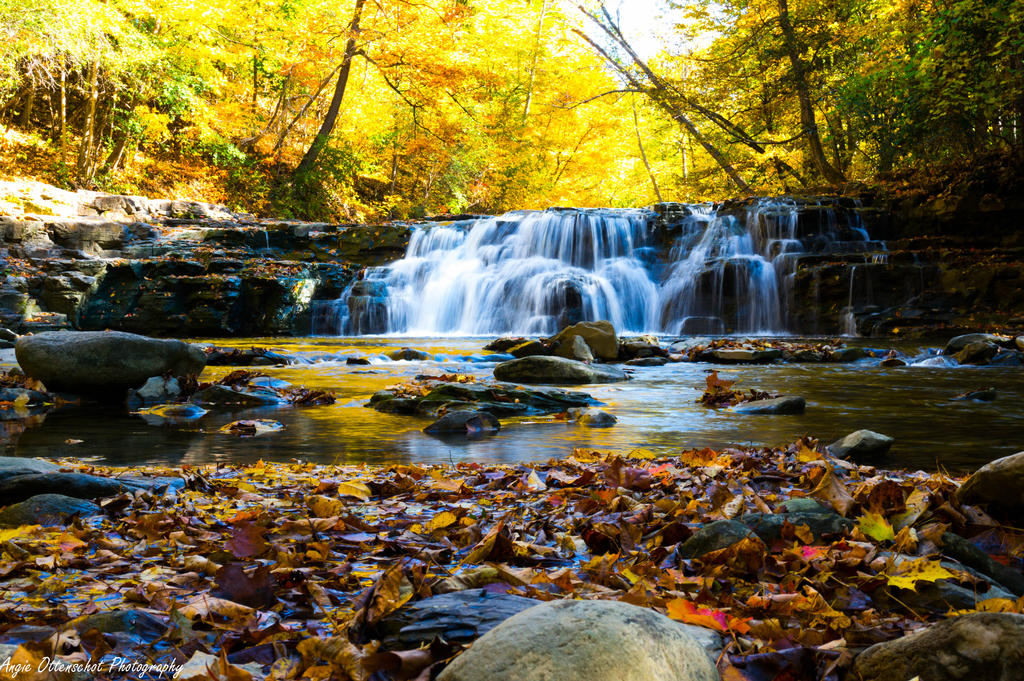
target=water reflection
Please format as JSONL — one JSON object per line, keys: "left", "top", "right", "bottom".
{"left": 3, "top": 336, "right": 1022, "bottom": 472}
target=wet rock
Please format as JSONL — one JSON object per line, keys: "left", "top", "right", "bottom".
{"left": 989, "top": 349, "right": 1023, "bottom": 366}
{"left": 943, "top": 333, "right": 1005, "bottom": 355}
{"left": 1016, "top": 335, "right": 1024, "bottom": 351}
{"left": 0, "top": 387, "right": 52, "bottom": 416}
{"left": 941, "top": 531, "right": 1024, "bottom": 596}
{"left": 548, "top": 320, "right": 618, "bottom": 361}
{"left": 707, "top": 348, "right": 783, "bottom": 363}
{"left": 565, "top": 335, "right": 595, "bottom": 362}
{"left": 620, "top": 340, "right": 666, "bottom": 360}
{"left": 0, "top": 328, "right": 17, "bottom": 342}
{"left": 731, "top": 396, "right": 806, "bottom": 415}
{"left": 568, "top": 407, "right": 617, "bottom": 427}
{"left": 69, "top": 608, "right": 168, "bottom": 637}
{"left": 204, "top": 346, "right": 294, "bottom": 366}
{"left": 371, "top": 380, "right": 597, "bottom": 417}
{"left": 851, "top": 613, "right": 1024, "bottom": 681}
{"left": 15, "top": 330, "right": 205, "bottom": 395}
{"left": 880, "top": 357, "right": 907, "bottom": 367}
{"left": 509, "top": 339, "right": 550, "bottom": 358}
{"left": 190, "top": 384, "right": 283, "bottom": 408}
{"left": 493, "top": 356, "right": 628, "bottom": 385}
{"left": 424, "top": 410, "right": 501, "bottom": 437}
{"left": 828, "top": 429, "right": 894, "bottom": 459}
{"left": 136, "top": 403, "right": 208, "bottom": 424}
{"left": 0, "top": 457, "right": 60, "bottom": 481}
{"left": 436, "top": 599, "right": 718, "bottom": 681}
{"left": 126, "top": 376, "right": 182, "bottom": 408}
{"left": 740, "top": 510, "right": 853, "bottom": 542}
{"left": 346, "top": 356, "right": 371, "bottom": 365}
{"left": 957, "top": 451, "right": 1024, "bottom": 511}
{"left": 832, "top": 346, "right": 868, "bottom": 362}
{"left": 954, "top": 340, "right": 999, "bottom": 365}
{"left": 667, "top": 338, "right": 711, "bottom": 354}
{"left": 0, "top": 493, "right": 101, "bottom": 527}
{"left": 625, "top": 356, "right": 668, "bottom": 367}
{"left": 387, "top": 347, "right": 432, "bottom": 361}
{"left": 791, "top": 349, "right": 825, "bottom": 362}
{"left": 483, "top": 337, "right": 529, "bottom": 352}
{"left": 372, "top": 589, "right": 538, "bottom": 649}
{"left": 677, "top": 519, "right": 759, "bottom": 559}
{"left": 954, "top": 387, "right": 996, "bottom": 401}
{"left": 0, "top": 472, "right": 139, "bottom": 504}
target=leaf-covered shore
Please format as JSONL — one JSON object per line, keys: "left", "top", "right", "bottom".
{"left": 0, "top": 437, "right": 1022, "bottom": 680}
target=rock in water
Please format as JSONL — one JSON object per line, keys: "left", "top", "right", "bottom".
{"left": 15, "top": 330, "right": 205, "bottom": 395}
{"left": 957, "top": 451, "right": 1024, "bottom": 511}
{"left": 548, "top": 321, "right": 618, "bottom": 361}
{"left": 437, "top": 599, "right": 718, "bottom": 681}
{"left": 953, "top": 341, "right": 998, "bottom": 365}
{"left": 943, "top": 333, "right": 1005, "bottom": 355}
{"left": 424, "top": 410, "right": 500, "bottom": 437}
{"left": 387, "top": 347, "right": 432, "bottom": 361}
{"left": 731, "top": 396, "right": 806, "bottom": 415}
{"left": 558, "top": 334, "right": 593, "bottom": 362}
{"left": 568, "top": 407, "right": 617, "bottom": 427}
{"left": 828, "top": 429, "right": 894, "bottom": 459}
{"left": 851, "top": 613, "right": 1024, "bottom": 681}
{"left": 493, "top": 356, "right": 628, "bottom": 385}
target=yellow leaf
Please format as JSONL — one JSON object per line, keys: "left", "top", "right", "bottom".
{"left": 426, "top": 511, "right": 458, "bottom": 532}
{"left": 337, "top": 481, "right": 372, "bottom": 501}
{"left": 797, "top": 443, "right": 821, "bottom": 463}
{"left": 308, "top": 495, "right": 345, "bottom": 518}
{"left": 858, "top": 511, "right": 896, "bottom": 542}
{"left": 0, "top": 526, "right": 39, "bottom": 542}
{"left": 885, "top": 558, "right": 955, "bottom": 590}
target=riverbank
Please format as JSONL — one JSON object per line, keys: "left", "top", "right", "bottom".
{"left": 0, "top": 440, "right": 1021, "bottom": 681}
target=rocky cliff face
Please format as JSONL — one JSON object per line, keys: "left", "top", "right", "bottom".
{"left": 1, "top": 179, "right": 1021, "bottom": 339}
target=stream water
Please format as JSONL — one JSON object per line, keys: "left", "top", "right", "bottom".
{"left": 3, "top": 337, "right": 1021, "bottom": 472}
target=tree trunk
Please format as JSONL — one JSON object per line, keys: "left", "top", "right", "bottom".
{"left": 76, "top": 60, "right": 100, "bottom": 187}
{"left": 777, "top": 0, "right": 845, "bottom": 184}
{"left": 293, "top": 0, "right": 365, "bottom": 178}
{"left": 632, "top": 96, "right": 663, "bottom": 202}
{"left": 17, "top": 84, "right": 35, "bottom": 128}
{"left": 523, "top": 0, "right": 548, "bottom": 121}
{"left": 59, "top": 57, "right": 67, "bottom": 164}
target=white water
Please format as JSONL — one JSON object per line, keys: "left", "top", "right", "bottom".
{"left": 318, "top": 199, "right": 879, "bottom": 336}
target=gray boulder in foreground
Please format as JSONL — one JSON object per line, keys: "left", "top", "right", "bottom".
{"left": 494, "top": 356, "right": 628, "bottom": 385}
{"left": 437, "top": 599, "right": 718, "bottom": 681}
{"left": 852, "top": 613, "right": 1024, "bottom": 681}
{"left": 957, "top": 451, "right": 1024, "bottom": 511}
{"left": 15, "top": 330, "right": 205, "bottom": 395}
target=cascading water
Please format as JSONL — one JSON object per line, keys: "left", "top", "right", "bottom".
{"left": 320, "top": 199, "right": 882, "bottom": 336}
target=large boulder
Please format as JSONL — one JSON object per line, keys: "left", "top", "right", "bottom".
{"left": 548, "top": 321, "right": 618, "bottom": 361}
{"left": 0, "top": 472, "right": 136, "bottom": 504}
{"left": 957, "top": 451, "right": 1024, "bottom": 511}
{"left": 15, "top": 331, "right": 205, "bottom": 395}
{"left": 828, "top": 429, "right": 893, "bottom": 459}
{"left": 943, "top": 333, "right": 1005, "bottom": 355}
{"left": 677, "top": 519, "right": 760, "bottom": 560}
{"left": 953, "top": 341, "right": 999, "bottom": 365}
{"left": 493, "top": 356, "right": 628, "bottom": 385}
{"left": 851, "top": 613, "right": 1024, "bottom": 681}
{"left": 437, "top": 599, "right": 718, "bottom": 681}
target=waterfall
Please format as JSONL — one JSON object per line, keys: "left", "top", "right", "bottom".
{"left": 336, "top": 200, "right": 880, "bottom": 336}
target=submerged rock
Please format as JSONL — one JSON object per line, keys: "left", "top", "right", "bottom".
{"left": 370, "top": 379, "right": 597, "bottom": 417}
{"left": 0, "top": 493, "right": 101, "bottom": 527}
{"left": 828, "top": 429, "right": 894, "bottom": 459}
{"left": 957, "top": 451, "right": 1024, "bottom": 511}
{"left": 568, "top": 407, "right": 617, "bottom": 427}
{"left": 954, "top": 387, "right": 997, "bottom": 401}
{"left": 493, "top": 356, "right": 629, "bottom": 385}
{"left": 851, "top": 613, "right": 1024, "bottom": 681}
{"left": 424, "top": 410, "right": 501, "bottom": 437}
{"left": 190, "top": 384, "right": 282, "bottom": 408}
{"left": 436, "top": 599, "right": 718, "bottom": 681}
{"left": 731, "top": 396, "right": 806, "bottom": 415}
{"left": 15, "top": 330, "right": 205, "bottom": 396}
{"left": 548, "top": 320, "right": 618, "bottom": 361}
{"left": 387, "top": 347, "right": 432, "bottom": 361}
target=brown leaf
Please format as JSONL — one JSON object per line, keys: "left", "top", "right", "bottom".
{"left": 809, "top": 464, "right": 855, "bottom": 517}
{"left": 226, "top": 520, "right": 269, "bottom": 558}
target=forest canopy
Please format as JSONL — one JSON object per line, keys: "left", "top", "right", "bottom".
{"left": 1, "top": 0, "right": 1022, "bottom": 219}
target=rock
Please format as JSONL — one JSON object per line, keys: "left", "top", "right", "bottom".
{"left": 708, "top": 348, "right": 783, "bottom": 364}
{"left": 740, "top": 511, "right": 853, "bottom": 542}
{"left": 677, "top": 519, "right": 759, "bottom": 560}
{"left": 493, "top": 356, "right": 629, "bottom": 385}
{"left": 851, "top": 613, "right": 1024, "bottom": 681}
{"left": 625, "top": 356, "right": 667, "bottom": 367}
{"left": 346, "top": 356, "right": 371, "bottom": 365}
{"left": 667, "top": 338, "right": 711, "bottom": 354}
{"left": 190, "top": 384, "right": 282, "bottom": 408}
{"left": 424, "top": 410, "right": 501, "bottom": 437}
{"left": 833, "top": 346, "right": 868, "bottom": 362}
{"left": 436, "top": 599, "right": 718, "bottom": 681}
{"left": 943, "top": 333, "right": 1004, "bottom": 355}
{"left": 509, "top": 340, "right": 550, "bottom": 358}
{"left": 828, "top": 429, "right": 894, "bottom": 459}
{"left": 957, "top": 451, "right": 1024, "bottom": 511}
{"left": 387, "top": 347, "right": 432, "bottom": 361}
{"left": 620, "top": 341, "right": 666, "bottom": 360}
{"left": 15, "top": 330, "right": 205, "bottom": 395}
{"left": 371, "top": 380, "right": 598, "bottom": 417}
{"left": 372, "top": 589, "right": 539, "bottom": 649}
{"left": 954, "top": 387, "right": 996, "bottom": 401}
{"left": 128, "top": 375, "right": 182, "bottom": 406}
{"left": 953, "top": 340, "right": 998, "bottom": 365}
{"left": 69, "top": 608, "right": 168, "bottom": 637}
{"left": 791, "top": 349, "right": 825, "bottom": 362}
{"left": 548, "top": 320, "right": 618, "bottom": 361}
{"left": 731, "top": 396, "right": 806, "bottom": 415}
{"left": 483, "top": 337, "right": 528, "bottom": 352}
{"left": 568, "top": 407, "right": 617, "bottom": 427}
{"left": 0, "top": 328, "right": 17, "bottom": 342}
{"left": 560, "top": 334, "right": 594, "bottom": 362}
{"left": 0, "top": 493, "right": 101, "bottom": 527}
{"left": 0, "top": 457, "right": 60, "bottom": 482}
{"left": 1016, "top": 335, "right": 1024, "bottom": 351}
{"left": 0, "top": 472, "right": 139, "bottom": 504}
{"left": 941, "top": 532, "right": 1024, "bottom": 596}
{"left": 880, "top": 357, "right": 907, "bottom": 367}
{"left": 989, "top": 349, "right": 1023, "bottom": 366}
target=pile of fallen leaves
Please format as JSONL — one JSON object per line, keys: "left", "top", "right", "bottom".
{"left": 0, "top": 439, "right": 1021, "bottom": 681}
{"left": 698, "top": 371, "right": 775, "bottom": 407}
{"left": 198, "top": 370, "right": 336, "bottom": 407}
